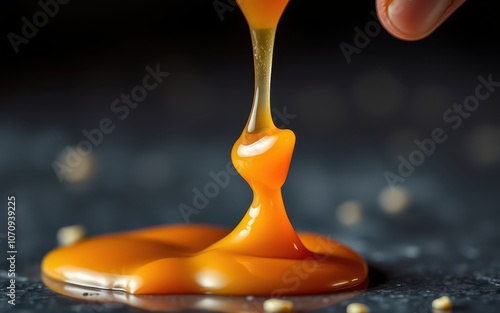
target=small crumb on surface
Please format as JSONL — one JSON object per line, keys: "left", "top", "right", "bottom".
{"left": 57, "top": 225, "right": 86, "bottom": 246}
{"left": 336, "top": 200, "right": 363, "bottom": 225}
{"left": 346, "top": 302, "right": 370, "bottom": 313}
{"left": 263, "top": 298, "right": 294, "bottom": 313}
{"left": 379, "top": 186, "right": 410, "bottom": 214}
{"left": 432, "top": 296, "right": 452, "bottom": 311}
{"left": 56, "top": 150, "right": 94, "bottom": 183}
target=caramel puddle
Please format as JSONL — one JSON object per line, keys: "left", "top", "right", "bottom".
{"left": 42, "top": 0, "right": 368, "bottom": 297}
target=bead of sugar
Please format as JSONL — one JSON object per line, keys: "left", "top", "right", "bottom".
{"left": 336, "top": 200, "right": 363, "bottom": 225}
{"left": 57, "top": 225, "right": 86, "bottom": 246}
{"left": 263, "top": 298, "right": 294, "bottom": 313}
{"left": 346, "top": 302, "right": 370, "bottom": 313}
{"left": 379, "top": 186, "right": 410, "bottom": 214}
{"left": 432, "top": 296, "right": 452, "bottom": 311}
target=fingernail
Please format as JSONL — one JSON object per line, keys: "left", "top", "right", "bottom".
{"left": 388, "top": 0, "right": 452, "bottom": 37}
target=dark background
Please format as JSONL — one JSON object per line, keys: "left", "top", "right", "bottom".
{"left": 1, "top": 1, "right": 500, "bottom": 312}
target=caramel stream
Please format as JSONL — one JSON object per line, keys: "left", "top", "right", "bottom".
{"left": 42, "top": 0, "right": 368, "bottom": 296}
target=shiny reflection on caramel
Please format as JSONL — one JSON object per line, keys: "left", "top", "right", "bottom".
{"left": 42, "top": 223, "right": 367, "bottom": 295}
{"left": 43, "top": 275, "right": 365, "bottom": 313}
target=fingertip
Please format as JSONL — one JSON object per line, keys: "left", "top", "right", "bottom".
{"left": 376, "top": 0, "right": 416, "bottom": 41}
{"left": 376, "top": 0, "right": 466, "bottom": 41}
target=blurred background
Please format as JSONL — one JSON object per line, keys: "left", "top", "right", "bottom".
{"left": 0, "top": 0, "right": 499, "bottom": 297}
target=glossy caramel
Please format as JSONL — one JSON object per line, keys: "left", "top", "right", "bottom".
{"left": 42, "top": 0, "right": 368, "bottom": 296}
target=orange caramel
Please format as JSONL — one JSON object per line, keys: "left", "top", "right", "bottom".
{"left": 238, "top": 0, "right": 289, "bottom": 29}
{"left": 42, "top": 0, "right": 368, "bottom": 296}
